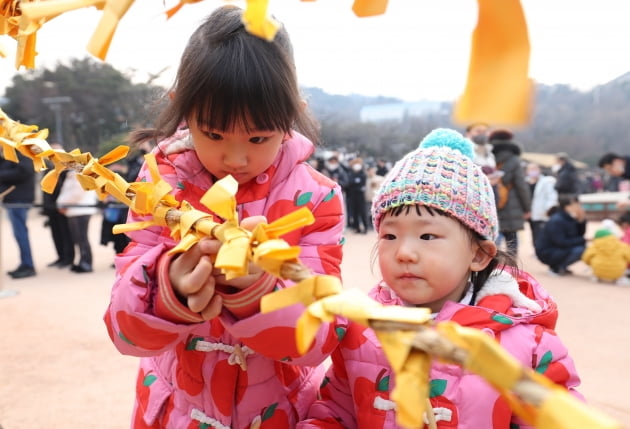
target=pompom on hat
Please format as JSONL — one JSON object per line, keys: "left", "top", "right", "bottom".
{"left": 371, "top": 128, "right": 498, "bottom": 240}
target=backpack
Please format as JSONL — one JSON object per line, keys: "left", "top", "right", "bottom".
{"left": 495, "top": 162, "right": 512, "bottom": 210}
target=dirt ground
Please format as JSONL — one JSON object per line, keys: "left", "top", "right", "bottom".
{"left": 0, "top": 211, "right": 628, "bottom": 428}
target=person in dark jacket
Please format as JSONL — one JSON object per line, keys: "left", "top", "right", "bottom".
{"left": 42, "top": 169, "right": 74, "bottom": 268}
{"left": 553, "top": 152, "right": 582, "bottom": 196}
{"left": 346, "top": 157, "right": 368, "bottom": 234}
{"left": 598, "top": 152, "right": 630, "bottom": 180}
{"left": 42, "top": 143, "right": 74, "bottom": 268}
{"left": 0, "top": 152, "right": 36, "bottom": 278}
{"left": 490, "top": 129, "right": 531, "bottom": 257}
{"left": 535, "top": 194, "right": 586, "bottom": 276}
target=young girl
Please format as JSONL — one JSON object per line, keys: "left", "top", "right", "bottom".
{"left": 299, "top": 129, "right": 582, "bottom": 428}
{"left": 104, "top": 6, "right": 344, "bottom": 428}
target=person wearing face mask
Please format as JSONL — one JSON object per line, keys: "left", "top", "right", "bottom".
{"left": 535, "top": 194, "right": 586, "bottom": 276}
{"left": 526, "top": 163, "right": 558, "bottom": 246}
{"left": 346, "top": 157, "right": 368, "bottom": 234}
{"left": 465, "top": 122, "right": 496, "bottom": 170}
{"left": 553, "top": 152, "right": 582, "bottom": 196}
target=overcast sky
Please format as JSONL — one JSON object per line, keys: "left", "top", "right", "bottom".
{"left": 2, "top": 0, "right": 630, "bottom": 101}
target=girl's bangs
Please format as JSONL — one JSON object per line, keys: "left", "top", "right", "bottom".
{"left": 191, "top": 48, "right": 298, "bottom": 133}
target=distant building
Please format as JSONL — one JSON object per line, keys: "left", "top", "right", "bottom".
{"left": 359, "top": 101, "right": 446, "bottom": 123}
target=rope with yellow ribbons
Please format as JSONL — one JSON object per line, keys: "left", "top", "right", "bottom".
{"left": 261, "top": 287, "right": 623, "bottom": 429}
{"left": 0, "top": 0, "right": 385, "bottom": 67}
{"left": 0, "top": 107, "right": 337, "bottom": 285}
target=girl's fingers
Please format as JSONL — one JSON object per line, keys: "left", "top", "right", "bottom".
{"left": 196, "top": 237, "right": 222, "bottom": 254}
{"left": 176, "top": 254, "right": 214, "bottom": 296}
{"left": 199, "top": 294, "right": 223, "bottom": 320}
{"left": 240, "top": 215, "right": 267, "bottom": 232}
{"left": 186, "top": 273, "right": 216, "bottom": 313}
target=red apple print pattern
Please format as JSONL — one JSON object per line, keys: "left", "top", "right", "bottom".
{"left": 240, "top": 326, "right": 302, "bottom": 359}
{"left": 116, "top": 311, "right": 179, "bottom": 350}
{"left": 259, "top": 403, "right": 290, "bottom": 428}
{"left": 535, "top": 350, "right": 571, "bottom": 385}
{"left": 210, "top": 359, "right": 247, "bottom": 417}
{"left": 175, "top": 338, "right": 205, "bottom": 396}
{"left": 428, "top": 379, "right": 459, "bottom": 427}
{"left": 133, "top": 368, "right": 161, "bottom": 428}
{"left": 353, "top": 369, "right": 389, "bottom": 428}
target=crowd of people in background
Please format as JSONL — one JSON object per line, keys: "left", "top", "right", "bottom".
{"left": 3, "top": 123, "right": 630, "bottom": 284}
{"left": 307, "top": 122, "right": 630, "bottom": 286}
{"left": 0, "top": 141, "right": 153, "bottom": 279}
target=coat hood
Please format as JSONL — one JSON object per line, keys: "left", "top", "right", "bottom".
{"left": 491, "top": 140, "right": 523, "bottom": 165}
{"left": 371, "top": 268, "right": 558, "bottom": 333}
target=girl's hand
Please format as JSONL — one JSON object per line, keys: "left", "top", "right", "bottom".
{"left": 169, "top": 237, "right": 223, "bottom": 320}
{"left": 168, "top": 215, "right": 268, "bottom": 319}
{"left": 214, "top": 216, "right": 267, "bottom": 291}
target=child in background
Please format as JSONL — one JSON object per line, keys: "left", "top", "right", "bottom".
{"left": 299, "top": 129, "right": 582, "bottom": 429}
{"left": 581, "top": 228, "right": 630, "bottom": 285}
{"left": 620, "top": 212, "right": 630, "bottom": 246}
{"left": 104, "top": 6, "right": 345, "bottom": 428}
{"left": 600, "top": 218, "right": 623, "bottom": 238}
{"left": 620, "top": 212, "right": 630, "bottom": 277}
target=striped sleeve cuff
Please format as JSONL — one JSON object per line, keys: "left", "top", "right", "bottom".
{"left": 216, "top": 273, "right": 277, "bottom": 319}
{"left": 155, "top": 252, "right": 204, "bottom": 324}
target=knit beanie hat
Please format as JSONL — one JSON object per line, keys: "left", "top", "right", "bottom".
{"left": 594, "top": 228, "right": 612, "bottom": 239}
{"left": 371, "top": 128, "right": 498, "bottom": 240}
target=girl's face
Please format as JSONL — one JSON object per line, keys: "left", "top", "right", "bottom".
{"left": 188, "top": 119, "right": 286, "bottom": 184}
{"left": 377, "top": 205, "right": 493, "bottom": 313}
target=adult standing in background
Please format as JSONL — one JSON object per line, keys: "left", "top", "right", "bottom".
{"left": 100, "top": 141, "right": 153, "bottom": 260}
{"left": 322, "top": 154, "right": 349, "bottom": 227}
{"left": 125, "top": 140, "right": 153, "bottom": 183}
{"left": 598, "top": 152, "right": 630, "bottom": 209}
{"left": 465, "top": 122, "right": 496, "bottom": 170}
{"left": 0, "top": 152, "right": 36, "bottom": 278}
{"left": 491, "top": 129, "right": 531, "bottom": 257}
{"left": 554, "top": 152, "right": 582, "bottom": 196}
{"left": 346, "top": 157, "right": 368, "bottom": 234}
{"left": 598, "top": 152, "right": 630, "bottom": 181}
{"left": 42, "top": 143, "right": 74, "bottom": 268}
{"left": 57, "top": 169, "right": 99, "bottom": 273}
{"left": 375, "top": 158, "right": 389, "bottom": 177}
{"left": 526, "top": 162, "right": 558, "bottom": 246}
{"left": 365, "top": 165, "right": 384, "bottom": 230}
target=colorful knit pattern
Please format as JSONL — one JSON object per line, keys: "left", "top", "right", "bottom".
{"left": 371, "top": 128, "right": 498, "bottom": 240}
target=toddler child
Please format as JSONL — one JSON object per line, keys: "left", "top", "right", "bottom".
{"left": 299, "top": 128, "right": 582, "bottom": 429}
{"left": 582, "top": 227, "right": 630, "bottom": 285}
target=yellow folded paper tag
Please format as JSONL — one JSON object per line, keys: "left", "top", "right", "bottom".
{"left": 453, "top": 0, "right": 533, "bottom": 125}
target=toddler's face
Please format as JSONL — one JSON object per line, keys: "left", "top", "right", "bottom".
{"left": 188, "top": 119, "right": 285, "bottom": 184}
{"left": 377, "top": 205, "right": 484, "bottom": 313}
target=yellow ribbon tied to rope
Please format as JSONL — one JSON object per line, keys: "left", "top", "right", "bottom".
{"left": 453, "top": 0, "right": 533, "bottom": 125}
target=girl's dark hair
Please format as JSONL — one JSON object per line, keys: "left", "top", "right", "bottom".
{"left": 371, "top": 205, "right": 519, "bottom": 304}
{"left": 130, "top": 5, "right": 319, "bottom": 144}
